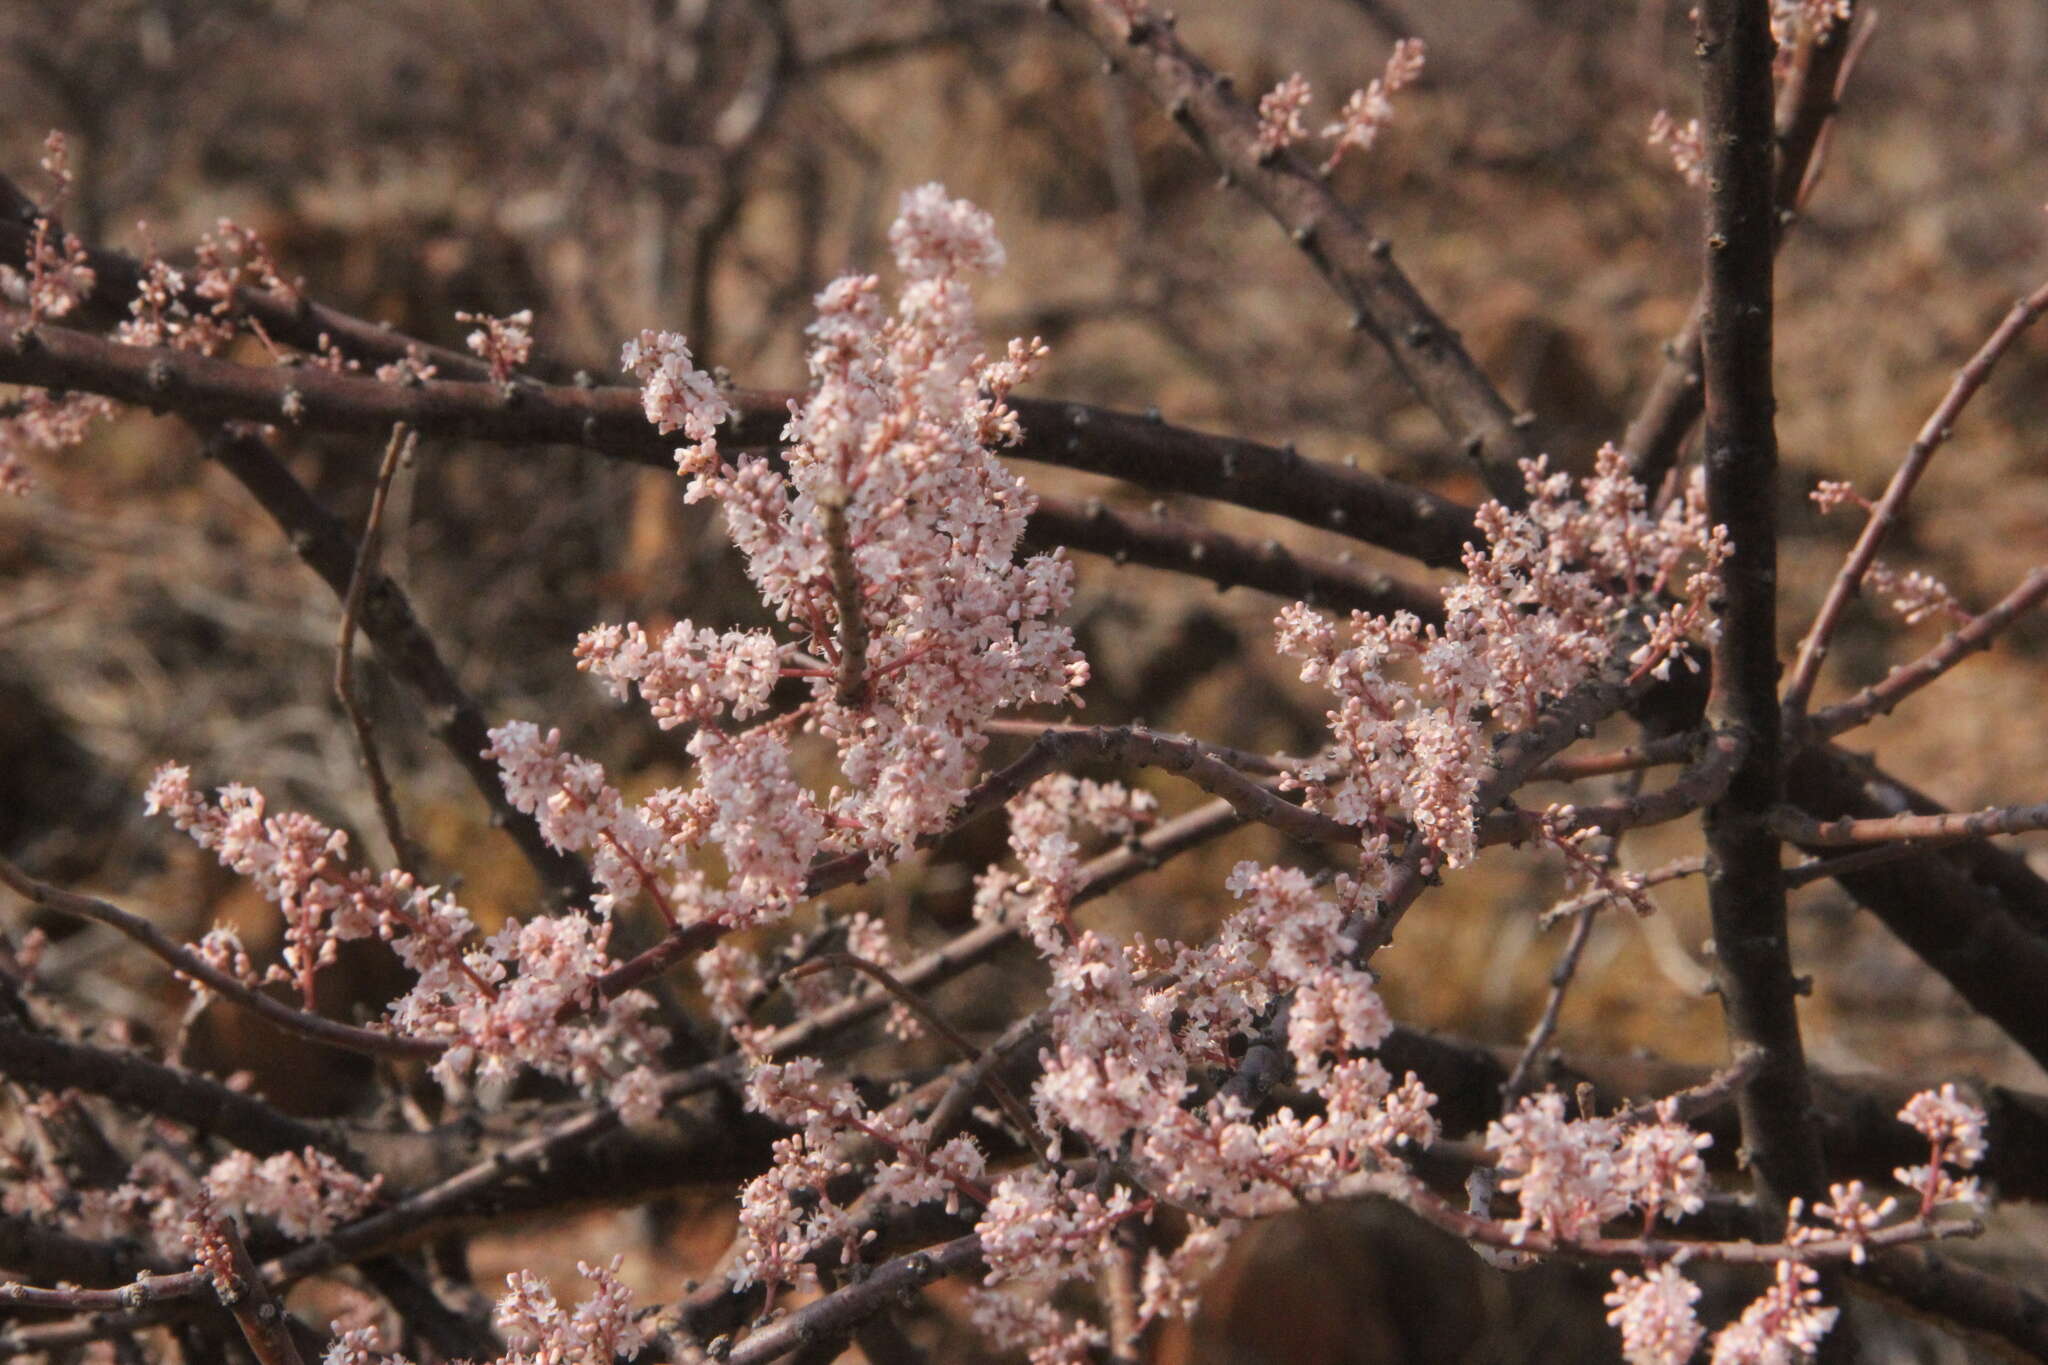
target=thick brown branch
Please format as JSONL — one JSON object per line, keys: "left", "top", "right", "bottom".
{"left": 1622, "top": 8, "right": 1859, "bottom": 490}
{"left": 0, "top": 312, "right": 1474, "bottom": 570}
{"left": 0, "top": 858, "right": 436, "bottom": 1060}
{"left": 1785, "top": 747, "right": 2048, "bottom": 1072}
{"left": 1853, "top": 1246, "right": 2048, "bottom": 1361}
{"left": 0, "top": 1025, "right": 348, "bottom": 1161}
{"left": 1695, "top": 0, "right": 1826, "bottom": 1224}
{"left": 1027, "top": 492, "right": 1444, "bottom": 618}
{"left": 724, "top": 1235, "right": 984, "bottom": 1365}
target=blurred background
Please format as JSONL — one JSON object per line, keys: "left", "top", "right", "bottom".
{"left": 2, "top": 2, "right": 2045, "bottom": 1360}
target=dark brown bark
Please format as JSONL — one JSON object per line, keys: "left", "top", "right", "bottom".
{"left": 1695, "top": 0, "right": 1827, "bottom": 1223}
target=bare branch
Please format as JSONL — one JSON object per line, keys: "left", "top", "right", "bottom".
{"left": 1784, "top": 281, "right": 2048, "bottom": 720}
{"left": 201, "top": 425, "right": 597, "bottom": 907}
{"left": 335, "top": 423, "right": 422, "bottom": 874}
{"left": 0, "top": 857, "right": 436, "bottom": 1059}
{"left": 1807, "top": 566, "right": 2048, "bottom": 741}
{"left": 1047, "top": 0, "right": 1537, "bottom": 501}
{"left": 1773, "top": 800, "right": 2048, "bottom": 848}
{"left": 1622, "top": 5, "right": 1862, "bottom": 490}
{"left": 1694, "top": 0, "right": 1828, "bottom": 1223}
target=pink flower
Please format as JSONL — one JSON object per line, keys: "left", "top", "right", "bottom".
{"left": 204, "top": 1148, "right": 382, "bottom": 1240}
{"left": 621, "top": 328, "right": 732, "bottom": 476}
{"left": 1605, "top": 1264, "right": 1705, "bottom": 1365}
{"left": 1254, "top": 74, "right": 1313, "bottom": 159}
{"left": 1648, "top": 111, "right": 1707, "bottom": 189}
{"left": 1321, "top": 39, "right": 1427, "bottom": 173}
{"left": 1709, "top": 1260, "right": 1838, "bottom": 1363}
{"left": 457, "top": 308, "right": 534, "bottom": 384}
{"left": 493, "top": 1256, "right": 647, "bottom": 1363}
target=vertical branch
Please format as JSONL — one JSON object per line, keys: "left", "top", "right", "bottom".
{"left": 1694, "top": 0, "right": 1827, "bottom": 1224}
{"left": 817, "top": 489, "right": 869, "bottom": 708}
{"left": 1623, "top": 5, "right": 1859, "bottom": 490}
{"left": 337, "top": 424, "right": 423, "bottom": 874}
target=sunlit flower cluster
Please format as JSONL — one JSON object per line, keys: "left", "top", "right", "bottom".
{"left": 1279, "top": 446, "right": 1725, "bottom": 866}
{"left": 323, "top": 1258, "right": 647, "bottom": 1365}
{"left": 97, "top": 181, "right": 2002, "bottom": 1365}
{"left": 1485, "top": 1093, "right": 1710, "bottom": 1242}
{"left": 145, "top": 761, "right": 668, "bottom": 1109}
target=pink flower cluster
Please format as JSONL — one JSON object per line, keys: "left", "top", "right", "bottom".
{"left": 457, "top": 308, "right": 535, "bottom": 384}
{"left": 1, "top": 132, "right": 107, "bottom": 496}
{"left": 486, "top": 719, "right": 822, "bottom": 931}
{"left": 734, "top": 1057, "right": 988, "bottom": 1292}
{"left": 1648, "top": 111, "right": 1709, "bottom": 189}
{"left": 621, "top": 328, "right": 732, "bottom": 473}
{"left": 1250, "top": 41, "right": 1427, "bottom": 172}
{"left": 1485, "top": 1094, "right": 1710, "bottom": 1243}
{"left": 1253, "top": 74, "right": 1314, "bottom": 159}
{"left": 1323, "top": 38, "right": 1428, "bottom": 173}
{"left": 5, "top": 1131, "right": 378, "bottom": 1276}
{"left": 1601, "top": 1087, "right": 1989, "bottom": 1363}
{"left": 203, "top": 1148, "right": 383, "bottom": 1240}
{"left": 1893, "top": 1082, "right": 1988, "bottom": 1213}
{"left": 12, "top": 133, "right": 95, "bottom": 324}
{"left": 1772, "top": 0, "right": 1854, "bottom": 46}
{"left": 572, "top": 184, "right": 1085, "bottom": 875}
{"left": 1278, "top": 446, "right": 1725, "bottom": 866}
{"left": 1863, "top": 562, "right": 1965, "bottom": 627}
{"left": 324, "top": 1257, "right": 646, "bottom": 1365}
{"left": 145, "top": 763, "right": 668, "bottom": 1112}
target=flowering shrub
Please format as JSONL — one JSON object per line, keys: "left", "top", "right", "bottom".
{"left": 2, "top": 2, "right": 2046, "bottom": 1363}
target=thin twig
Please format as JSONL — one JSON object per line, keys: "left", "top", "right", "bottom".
{"left": 1784, "top": 280, "right": 2048, "bottom": 721}
{"left": 1048, "top": 0, "right": 1538, "bottom": 501}
{"left": 1806, "top": 566, "right": 2048, "bottom": 741}
{"left": 1614, "top": 1051, "right": 1765, "bottom": 1127}
{"left": 1502, "top": 904, "right": 1599, "bottom": 1099}
{"left": 1505, "top": 767, "right": 1654, "bottom": 1096}
{"left": 0, "top": 857, "right": 436, "bottom": 1059}
{"left": 1529, "top": 730, "right": 1699, "bottom": 782}
{"left": 1771, "top": 801, "right": 2048, "bottom": 848}
{"left": 336, "top": 424, "right": 422, "bottom": 874}
{"left": 202, "top": 426, "right": 597, "bottom": 907}
{"left": 1537, "top": 856, "right": 1707, "bottom": 929}
{"left": 785, "top": 953, "right": 1044, "bottom": 1151}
